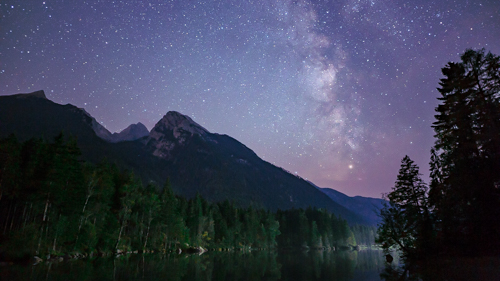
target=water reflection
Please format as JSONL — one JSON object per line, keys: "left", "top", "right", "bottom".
{"left": 1, "top": 250, "right": 387, "bottom": 281}
{"left": 279, "top": 250, "right": 357, "bottom": 280}
{"left": 379, "top": 256, "right": 500, "bottom": 281}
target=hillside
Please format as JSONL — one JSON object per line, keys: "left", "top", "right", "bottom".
{"left": 0, "top": 91, "right": 372, "bottom": 224}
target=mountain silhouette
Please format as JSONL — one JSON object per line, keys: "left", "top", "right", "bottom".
{"left": 0, "top": 90, "right": 379, "bottom": 224}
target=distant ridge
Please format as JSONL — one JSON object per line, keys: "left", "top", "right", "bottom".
{"left": 112, "top": 122, "right": 149, "bottom": 142}
{"left": 319, "top": 187, "right": 385, "bottom": 225}
{"left": 97, "top": 122, "right": 150, "bottom": 143}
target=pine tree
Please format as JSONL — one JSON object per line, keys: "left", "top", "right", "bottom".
{"left": 430, "top": 49, "right": 500, "bottom": 254}
{"left": 377, "top": 156, "right": 430, "bottom": 258}
{"left": 387, "top": 156, "right": 428, "bottom": 217}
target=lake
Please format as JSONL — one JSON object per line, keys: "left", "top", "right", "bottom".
{"left": 1, "top": 249, "right": 389, "bottom": 281}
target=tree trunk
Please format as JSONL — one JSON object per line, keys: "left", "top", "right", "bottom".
{"left": 143, "top": 215, "right": 151, "bottom": 250}
{"left": 75, "top": 194, "right": 92, "bottom": 248}
{"left": 37, "top": 201, "right": 51, "bottom": 255}
{"left": 115, "top": 204, "right": 131, "bottom": 252}
{"left": 52, "top": 232, "right": 58, "bottom": 253}
{"left": 77, "top": 178, "right": 96, "bottom": 234}
{"left": 45, "top": 261, "right": 52, "bottom": 281}
{"left": 3, "top": 200, "right": 12, "bottom": 234}
{"left": 78, "top": 194, "right": 92, "bottom": 231}
{"left": 74, "top": 177, "right": 95, "bottom": 249}
{"left": 9, "top": 203, "right": 17, "bottom": 232}
{"left": 42, "top": 193, "right": 50, "bottom": 222}
{"left": 139, "top": 213, "right": 145, "bottom": 248}
{"left": 44, "top": 204, "right": 51, "bottom": 253}
{"left": 21, "top": 202, "right": 28, "bottom": 230}
{"left": 36, "top": 226, "right": 44, "bottom": 255}
{"left": 22, "top": 202, "right": 33, "bottom": 232}
{"left": 164, "top": 232, "right": 168, "bottom": 253}
{"left": 52, "top": 214, "right": 61, "bottom": 253}
{"left": 115, "top": 221, "right": 125, "bottom": 252}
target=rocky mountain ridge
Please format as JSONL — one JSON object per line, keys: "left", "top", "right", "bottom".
{"left": 90, "top": 117, "right": 149, "bottom": 143}
{"left": 146, "top": 111, "right": 211, "bottom": 159}
{"left": 0, "top": 91, "right": 381, "bottom": 225}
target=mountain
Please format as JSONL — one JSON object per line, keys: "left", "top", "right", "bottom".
{"left": 0, "top": 91, "right": 372, "bottom": 225}
{"left": 0, "top": 90, "right": 169, "bottom": 185}
{"left": 97, "top": 122, "right": 149, "bottom": 143}
{"left": 146, "top": 111, "right": 210, "bottom": 158}
{"left": 113, "top": 122, "right": 149, "bottom": 142}
{"left": 85, "top": 114, "right": 149, "bottom": 143}
{"left": 141, "top": 111, "right": 370, "bottom": 223}
{"left": 319, "top": 187, "right": 385, "bottom": 225}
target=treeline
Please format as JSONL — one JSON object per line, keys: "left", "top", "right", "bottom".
{"left": 351, "top": 225, "right": 377, "bottom": 247}
{"left": 0, "top": 134, "right": 367, "bottom": 257}
{"left": 377, "top": 49, "right": 500, "bottom": 259}
{"left": 276, "top": 209, "right": 376, "bottom": 248}
{"left": 276, "top": 208, "right": 354, "bottom": 249}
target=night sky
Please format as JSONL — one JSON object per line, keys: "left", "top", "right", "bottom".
{"left": 1, "top": 0, "right": 499, "bottom": 198}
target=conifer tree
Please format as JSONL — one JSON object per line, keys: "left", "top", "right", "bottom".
{"left": 377, "top": 156, "right": 430, "bottom": 258}
{"left": 430, "top": 48, "right": 500, "bottom": 254}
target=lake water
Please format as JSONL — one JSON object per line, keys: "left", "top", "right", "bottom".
{"left": 1, "top": 249, "right": 389, "bottom": 281}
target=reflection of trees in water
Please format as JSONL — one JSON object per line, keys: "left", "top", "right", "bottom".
{"left": 278, "top": 250, "right": 359, "bottom": 281}
{"left": 11, "top": 252, "right": 280, "bottom": 281}
{"left": 130, "top": 251, "right": 281, "bottom": 281}
{"left": 210, "top": 251, "right": 281, "bottom": 281}
{"left": 380, "top": 257, "right": 500, "bottom": 281}
{"left": 355, "top": 249, "right": 385, "bottom": 272}
{"left": 380, "top": 265, "right": 413, "bottom": 281}
{"left": 4, "top": 250, "right": 391, "bottom": 281}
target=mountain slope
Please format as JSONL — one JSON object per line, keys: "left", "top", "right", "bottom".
{"left": 0, "top": 91, "right": 169, "bottom": 184}
{"left": 112, "top": 122, "right": 149, "bottom": 142}
{"left": 0, "top": 91, "right": 370, "bottom": 224}
{"left": 142, "top": 111, "right": 369, "bottom": 223}
{"left": 97, "top": 122, "right": 149, "bottom": 142}
{"left": 319, "top": 187, "right": 385, "bottom": 225}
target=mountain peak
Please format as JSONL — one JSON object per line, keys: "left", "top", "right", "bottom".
{"left": 27, "top": 90, "right": 48, "bottom": 99}
{"left": 155, "top": 111, "right": 209, "bottom": 138}
{"left": 147, "top": 111, "right": 210, "bottom": 158}
{"left": 113, "top": 122, "right": 149, "bottom": 141}
{"left": 12, "top": 90, "right": 48, "bottom": 100}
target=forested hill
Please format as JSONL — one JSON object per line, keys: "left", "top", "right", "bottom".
{"left": 0, "top": 91, "right": 374, "bottom": 225}
{"left": 0, "top": 135, "right": 368, "bottom": 258}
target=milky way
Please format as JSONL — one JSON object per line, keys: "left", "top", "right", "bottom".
{"left": 1, "top": 0, "right": 499, "bottom": 197}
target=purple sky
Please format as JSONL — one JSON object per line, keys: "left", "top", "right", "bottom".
{"left": 1, "top": 0, "right": 499, "bottom": 198}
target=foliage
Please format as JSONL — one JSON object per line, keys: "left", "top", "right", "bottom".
{"left": 276, "top": 208, "right": 354, "bottom": 249}
{"left": 430, "top": 48, "right": 500, "bottom": 255}
{"left": 351, "top": 225, "right": 377, "bottom": 246}
{"left": 377, "top": 48, "right": 500, "bottom": 260}
{"left": 0, "top": 135, "right": 366, "bottom": 257}
{"left": 376, "top": 156, "right": 432, "bottom": 259}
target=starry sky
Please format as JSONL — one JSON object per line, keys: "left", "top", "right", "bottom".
{"left": 1, "top": 0, "right": 499, "bottom": 198}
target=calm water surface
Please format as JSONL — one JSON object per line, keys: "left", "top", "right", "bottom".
{"left": 2, "top": 250, "right": 388, "bottom": 281}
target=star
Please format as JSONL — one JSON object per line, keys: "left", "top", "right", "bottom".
{"left": 1, "top": 0, "right": 499, "bottom": 197}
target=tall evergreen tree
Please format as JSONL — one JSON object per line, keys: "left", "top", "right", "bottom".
{"left": 377, "top": 156, "right": 430, "bottom": 258}
{"left": 430, "top": 48, "right": 500, "bottom": 254}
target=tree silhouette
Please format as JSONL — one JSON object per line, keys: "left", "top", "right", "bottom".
{"left": 377, "top": 156, "right": 431, "bottom": 259}
{"left": 430, "top": 48, "right": 500, "bottom": 255}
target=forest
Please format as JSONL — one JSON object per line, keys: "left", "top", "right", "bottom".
{"left": 377, "top": 49, "right": 500, "bottom": 260}
{"left": 0, "top": 134, "right": 375, "bottom": 259}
